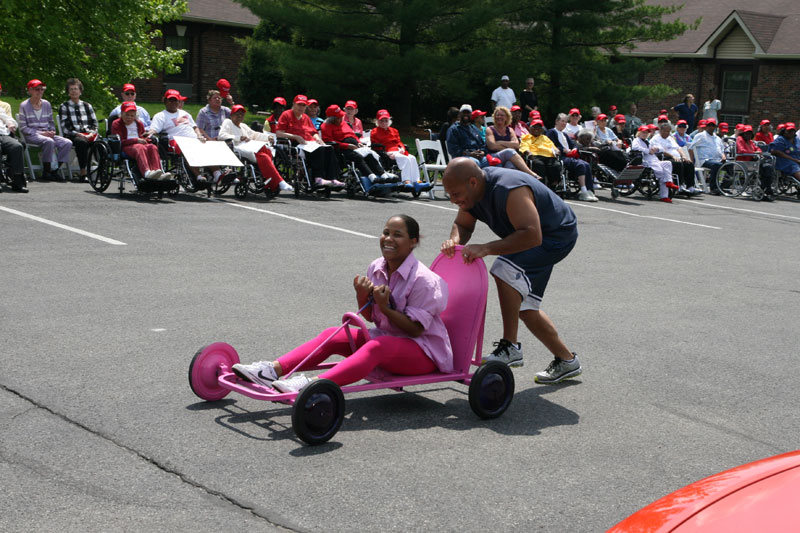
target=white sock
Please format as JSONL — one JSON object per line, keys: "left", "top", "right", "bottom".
{"left": 278, "top": 180, "right": 292, "bottom": 190}
{"left": 213, "top": 170, "right": 221, "bottom": 183}
{"left": 368, "top": 173, "right": 377, "bottom": 182}
{"left": 580, "top": 186, "right": 587, "bottom": 192}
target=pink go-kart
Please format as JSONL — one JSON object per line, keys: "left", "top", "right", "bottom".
{"left": 188, "top": 246, "right": 515, "bottom": 445}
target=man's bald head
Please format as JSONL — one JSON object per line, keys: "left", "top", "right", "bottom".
{"left": 443, "top": 157, "right": 485, "bottom": 210}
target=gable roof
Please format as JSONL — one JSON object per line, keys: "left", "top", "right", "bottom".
{"left": 183, "top": 0, "right": 258, "bottom": 29}
{"left": 629, "top": 0, "right": 800, "bottom": 58}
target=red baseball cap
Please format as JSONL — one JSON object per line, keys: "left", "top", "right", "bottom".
{"left": 122, "top": 83, "right": 136, "bottom": 93}
{"left": 376, "top": 109, "right": 391, "bottom": 120}
{"left": 718, "top": 122, "right": 729, "bottom": 131}
{"left": 27, "top": 79, "right": 45, "bottom": 89}
{"left": 471, "top": 109, "right": 487, "bottom": 120}
{"left": 325, "top": 104, "right": 345, "bottom": 118}
{"left": 344, "top": 100, "right": 358, "bottom": 109}
{"left": 307, "top": 98, "right": 319, "bottom": 106}
{"left": 705, "top": 118, "right": 717, "bottom": 126}
{"left": 596, "top": 113, "right": 608, "bottom": 121}
{"left": 785, "top": 122, "right": 797, "bottom": 131}
{"left": 273, "top": 97, "right": 287, "bottom": 106}
{"left": 697, "top": 119, "right": 707, "bottom": 128}
{"left": 637, "top": 125, "right": 649, "bottom": 132}
{"left": 163, "top": 89, "right": 181, "bottom": 100}
{"left": 676, "top": 119, "right": 688, "bottom": 126}
{"left": 777, "top": 123, "right": 786, "bottom": 131}
{"left": 179, "top": 94, "right": 188, "bottom": 101}
{"left": 760, "top": 119, "right": 771, "bottom": 126}
{"left": 647, "top": 124, "right": 658, "bottom": 131}
{"left": 614, "top": 114, "right": 626, "bottom": 123}
{"left": 569, "top": 108, "right": 581, "bottom": 115}
{"left": 530, "top": 119, "right": 544, "bottom": 127}
{"left": 510, "top": 105, "right": 521, "bottom": 112}
{"left": 657, "top": 115, "right": 669, "bottom": 122}
{"left": 231, "top": 104, "right": 246, "bottom": 114}
{"left": 293, "top": 94, "right": 308, "bottom": 104}
{"left": 529, "top": 110, "right": 541, "bottom": 119}
{"left": 660, "top": 109, "right": 668, "bottom": 114}
{"left": 216, "top": 78, "right": 231, "bottom": 96}
{"left": 609, "top": 105, "right": 617, "bottom": 111}
{"left": 741, "top": 125, "right": 753, "bottom": 133}
{"left": 120, "top": 101, "right": 137, "bottom": 113}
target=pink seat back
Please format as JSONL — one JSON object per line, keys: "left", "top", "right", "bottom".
{"left": 430, "top": 246, "right": 488, "bottom": 374}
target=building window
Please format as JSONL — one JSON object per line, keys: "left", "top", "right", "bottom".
{"left": 165, "top": 35, "right": 192, "bottom": 82}
{"left": 720, "top": 69, "right": 751, "bottom": 114}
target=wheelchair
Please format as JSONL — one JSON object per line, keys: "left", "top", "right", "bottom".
{"left": 716, "top": 151, "right": 784, "bottom": 201}
{"left": 370, "top": 143, "right": 434, "bottom": 199}
{"left": 154, "top": 134, "right": 243, "bottom": 198}
{"left": 524, "top": 153, "right": 580, "bottom": 199}
{"left": 87, "top": 132, "right": 179, "bottom": 199}
{"left": 273, "top": 139, "right": 341, "bottom": 199}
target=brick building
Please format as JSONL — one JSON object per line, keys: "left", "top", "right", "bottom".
{"left": 627, "top": 0, "right": 800, "bottom": 127}
{"left": 132, "top": 0, "right": 257, "bottom": 103}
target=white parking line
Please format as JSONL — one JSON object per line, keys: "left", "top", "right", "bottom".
{"left": 214, "top": 199, "right": 375, "bottom": 238}
{"left": 566, "top": 201, "right": 722, "bottom": 229}
{"left": 411, "top": 201, "right": 458, "bottom": 212}
{"left": 679, "top": 200, "right": 800, "bottom": 222}
{"left": 0, "top": 206, "right": 127, "bottom": 245}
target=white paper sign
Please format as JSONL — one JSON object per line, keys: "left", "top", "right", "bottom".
{"left": 174, "top": 137, "right": 244, "bottom": 167}
{"left": 234, "top": 140, "right": 268, "bottom": 162}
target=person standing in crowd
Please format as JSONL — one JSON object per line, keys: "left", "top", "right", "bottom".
{"left": 108, "top": 84, "right": 151, "bottom": 128}
{"left": 624, "top": 103, "right": 644, "bottom": 138}
{"left": 58, "top": 78, "right": 98, "bottom": 182}
{"left": 440, "top": 158, "right": 582, "bottom": 384}
{"left": 702, "top": 89, "right": 721, "bottom": 123}
{"left": 18, "top": 79, "right": 73, "bottom": 181}
{"left": 672, "top": 94, "right": 698, "bottom": 132}
{"left": 216, "top": 78, "right": 235, "bottom": 106}
{"left": 195, "top": 89, "right": 231, "bottom": 141}
{"left": 491, "top": 75, "right": 516, "bottom": 111}
{"left": 520, "top": 78, "right": 538, "bottom": 116}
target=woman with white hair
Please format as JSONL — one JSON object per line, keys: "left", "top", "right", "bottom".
{"left": 369, "top": 109, "right": 420, "bottom": 185}
{"left": 632, "top": 125, "right": 679, "bottom": 203}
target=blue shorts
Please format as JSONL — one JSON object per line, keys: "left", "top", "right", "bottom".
{"left": 489, "top": 239, "right": 576, "bottom": 311}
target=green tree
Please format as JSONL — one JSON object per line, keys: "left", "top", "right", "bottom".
{"left": 236, "top": 0, "right": 501, "bottom": 126}
{"left": 0, "top": 0, "right": 188, "bottom": 113}
{"left": 502, "top": 0, "right": 699, "bottom": 120}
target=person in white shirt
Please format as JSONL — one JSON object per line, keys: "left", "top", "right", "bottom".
{"left": 689, "top": 118, "right": 726, "bottom": 194}
{"left": 218, "top": 105, "right": 293, "bottom": 194}
{"left": 564, "top": 108, "right": 582, "bottom": 139}
{"left": 702, "top": 88, "right": 722, "bottom": 122}
{"left": 632, "top": 125, "right": 679, "bottom": 202}
{"left": 490, "top": 75, "right": 516, "bottom": 110}
{"left": 649, "top": 121, "right": 699, "bottom": 194}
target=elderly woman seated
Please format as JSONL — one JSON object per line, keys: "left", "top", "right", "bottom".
{"left": 58, "top": 78, "right": 99, "bottom": 181}
{"left": 18, "top": 79, "right": 73, "bottom": 181}
{"left": 219, "top": 104, "right": 293, "bottom": 194}
{"left": 196, "top": 90, "right": 231, "bottom": 141}
{"left": 369, "top": 109, "right": 420, "bottom": 186}
{"left": 111, "top": 101, "right": 173, "bottom": 181}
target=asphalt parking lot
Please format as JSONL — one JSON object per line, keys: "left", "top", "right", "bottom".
{"left": 2, "top": 180, "right": 799, "bottom": 532}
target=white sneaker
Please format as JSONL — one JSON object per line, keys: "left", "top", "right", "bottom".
{"left": 159, "top": 172, "right": 173, "bottom": 181}
{"left": 272, "top": 374, "right": 311, "bottom": 393}
{"left": 145, "top": 169, "right": 162, "bottom": 180}
{"left": 577, "top": 190, "right": 598, "bottom": 202}
{"left": 231, "top": 361, "right": 278, "bottom": 387}
{"left": 278, "top": 180, "right": 294, "bottom": 191}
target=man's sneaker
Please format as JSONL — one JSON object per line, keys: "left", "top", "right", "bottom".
{"left": 534, "top": 353, "right": 582, "bottom": 384}
{"left": 272, "top": 374, "right": 311, "bottom": 393}
{"left": 577, "top": 190, "right": 598, "bottom": 202}
{"left": 231, "top": 361, "right": 278, "bottom": 387}
{"left": 482, "top": 339, "right": 523, "bottom": 367}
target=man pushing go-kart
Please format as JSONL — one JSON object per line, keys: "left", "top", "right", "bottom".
{"left": 440, "top": 157, "right": 582, "bottom": 384}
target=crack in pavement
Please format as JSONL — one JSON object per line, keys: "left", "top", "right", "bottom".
{"left": 0, "top": 383, "right": 301, "bottom": 532}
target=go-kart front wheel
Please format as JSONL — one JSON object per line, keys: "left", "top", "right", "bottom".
{"left": 188, "top": 342, "right": 240, "bottom": 401}
{"left": 469, "top": 360, "right": 515, "bottom": 419}
{"left": 292, "top": 379, "right": 345, "bottom": 445}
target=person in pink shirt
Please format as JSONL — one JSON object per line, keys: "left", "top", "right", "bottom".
{"left": 232, "top": 214, "right": 453, "bottom": 393}
{"left": 343, "top": 100, "right": 363, "bottom": 137}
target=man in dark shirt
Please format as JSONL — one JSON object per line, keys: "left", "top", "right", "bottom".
{"left": 440, "top": 158, "right": 583, "bottom": 384}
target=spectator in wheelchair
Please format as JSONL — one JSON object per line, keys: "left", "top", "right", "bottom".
{"left": 548, "top": 113, "right": 598, "bottom": 201}
{"left": 111, "top": 102, "right": 173, "bottom": 181}
{"left": 510, "top": 105, "right": 528, "bottom": 139}
{"left": 737, "top": 124, "right": 776, "bottom": 201}
{"left": 592, "top": 114, "right": 627, "bottom": 172}
{"left": 564, "top": 108, "right": 582, "bottom": 139}
{"left": 108, "top": 84, "right": 151, "bottom": 128}
{"left": 485, "top": 106, "right": 520, "bottom": 154}
{"left": 650, "top": 121, "right": 700, "bottom": 195}
{"left": 519, "top": 119, "right": 559, "bottom": 184}
{"left": 673, "top": 119, "right": 691, "bottom": 147}
{"left": 148, "top": 89, "right": 226, "bottom": 184}
{"left": 690, "top": 119, "right": 707, "bottom": 140}
{"left": 632, "top": 125, "right": 679, "bottom": 203}
{"left": 343, "top": 100, "right": 364, "bottom": 138}
{"left": 320, "top": 104, "right": 394, "bottom": 186}
{"left": 769, "top": 122, "right": 800, "bottom": 184}
{"left": 611, "top": 114, "right": 629, "bottom": 147}
{"left": 446, "top": 104, "right": 540, "bottom": 179}
{"left": 689, "top": 118, "right": 726, "bottom": 194}
{"left": 305, "top": 99, "right": 323, "bottom": 130}
{"left": 264, "top": 96, "right": 286, "bottom": 133}
{"left": 231, "top": 214, "right": 452, "bottom": 393}
{"left": 218, "top": 104, "right": 293, "bottom": 194}
{"left": 58, "top": 78, "right": 98, "bottom": 181}
{"left": 18, "top": 79, "right": 73, "bottom": 181}
{"left": 195, "top": 89, "right": 231, "bottom": 141}
{"left": 370, "top": 108, "right": 421, "bottom": 186}
{"left": 276, "top": 94, "right": 342, "bottom": 188}
{"left": 0, "top": 108, "right": 28, "bottom": 192}
{"left": 755, "top": 119, "right": 773, "bottom": 145}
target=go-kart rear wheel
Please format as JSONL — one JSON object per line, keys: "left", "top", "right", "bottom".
{"left": 188, "top": 342, "right": 240, "bottom": 401}
{"left": 292, "top": 379, "right": 345, "bottom": 445}
{"left": 469, "top": 360, "right": 515, "bottom": 419}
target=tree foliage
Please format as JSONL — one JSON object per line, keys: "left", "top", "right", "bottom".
{"left": 0, "top": 0, "right": 188, "bottom": 113}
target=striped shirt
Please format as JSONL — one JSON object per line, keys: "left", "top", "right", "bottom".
{"left": 58, "top": 100, "right": 98, "bottom": 135}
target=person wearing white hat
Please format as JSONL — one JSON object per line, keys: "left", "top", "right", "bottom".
{"left": 491, "top": 75, "right": 516, "bottom": 111}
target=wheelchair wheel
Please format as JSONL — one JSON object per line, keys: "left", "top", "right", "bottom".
{"left": 234, "top": 181, "right": 248, "bottom": 199}
{"left": 775, "top": 173, "right": 793, "bottom": 195}
{"left": 637, "top": 170, "right": 659, "bottom": 199}
{"left": 87, "top": 142, "right": 112, "bottom": 192}
{"left": 717, "top": 162, "right": 747, "bottom": 197}
{"left": 188, "top": 342, "right": 240, "bottom": 401}
{"left": 469, "top": 360, "right": 515, "bottom": 419}
{"left": 292, "top": 379, "right": 345, "bottom": 445}
{"left": 244, "top": 164, "right": 262, "bottom": 196}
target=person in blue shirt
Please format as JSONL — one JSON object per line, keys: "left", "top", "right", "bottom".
{"left": 769, "top": 122, "right": 800, "bottom": 182}
{"left": 671, "top": 94, "right": 698, "bottom": 133}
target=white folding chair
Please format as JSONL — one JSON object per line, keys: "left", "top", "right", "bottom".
{"left": 690, "top": 147, "right": 709, "bottom": 193}
{"left": 415, "top": 138, "right": 447, "bottom": 200}
{"left": 56, "top": 116, "right": 78, "bottom": 179}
